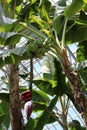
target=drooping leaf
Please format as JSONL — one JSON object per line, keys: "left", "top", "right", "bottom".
{"left": 54, "top": 14, "right": 65, "bottom": 34}
{"left": 34, "top": 96, "right": 58, "bottom": 130}
{"left": 65, "top": 0, "right": 84, "bottom": 19}
{"left": 65, "top": 8, "right": 87, "bottom": 44}
{"left": 0, "top": 46, "right": 27, "bottom": 67}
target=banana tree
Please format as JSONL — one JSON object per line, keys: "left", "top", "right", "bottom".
{"left": 0, "top": 0, "right": 55, "bottom": 130}
{"left": 0, "top": 0, "right": 87, "bottom": 130}
{"left": 27, "top": 0, "right": 87, "bottom": 127}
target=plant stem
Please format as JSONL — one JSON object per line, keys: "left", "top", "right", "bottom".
{"left": 61, "top": 18, "right": 68, "bottom": 48}
{"left": 61, "top": 47, "right": 87, "bottom": 127}
{"left": 54, "top": 31, "right": 61, "bottom": 48}
{"left": 29, "top": 57, "right": 33, "bottom": 92}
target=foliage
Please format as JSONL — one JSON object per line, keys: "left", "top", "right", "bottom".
{"left": 0, "top": 0, "right": 87, "bottom": 130}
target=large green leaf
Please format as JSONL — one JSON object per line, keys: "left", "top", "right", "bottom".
{"left": 25, "top": 95, "right": 57, "bottom": 129}
{"left": 53, "top": 14, "right": 65, "bottom": 34}
{"left": 33, "top": 89, "right": 50, "bottom": 105}
{"left": 65, "top": 0, "right": 84, "bottom": 19}
{"left": 25, "top": 112, "right": 56, "bottom": 130}
{"left": 34, "top": 96, "right": 58, "bottom": 130}
{"left": 66, "top": 11, "right": 87, "bottom": 44}
{"left": 0, "top": 46, "right": 28, "bottom": 67}
{"left": 33, "top": 79, "right": 55, "bottom": 96}
{"left": 25, "top": 96, "right": 57, "bottom": 130}
{"left": 66, "top": 24, "right": 87, "bottom": 43}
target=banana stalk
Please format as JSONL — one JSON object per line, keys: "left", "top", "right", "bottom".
{"left": 61, "top": 47, "right": 87, "bottom": 127}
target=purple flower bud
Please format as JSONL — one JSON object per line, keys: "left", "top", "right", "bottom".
{"left": 24, "top": 101, "right": 32, "bottom": 119}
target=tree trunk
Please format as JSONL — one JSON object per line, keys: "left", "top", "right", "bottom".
{"left": 61, "top": 48, "right": 87, "bottom": 127}
{"left": 8, "top": 64, "right": 24, "bottom": 130}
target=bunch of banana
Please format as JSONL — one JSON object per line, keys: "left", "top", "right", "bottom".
{"left": 26, "top": 38, "right": 51, "bottom": 58}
